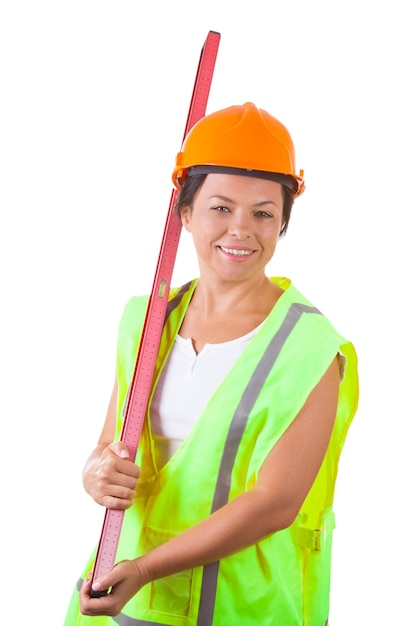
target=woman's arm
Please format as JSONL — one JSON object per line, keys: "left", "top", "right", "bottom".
{"left": 80, "top": 355, "right": 340, "bottom": 617}
{"left": 82, "top": 376, "right": 140, "bottom": 509}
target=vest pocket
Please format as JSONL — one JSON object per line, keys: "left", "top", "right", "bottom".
{"left": 144, "top": 526, "right": 193, "bottom": 618}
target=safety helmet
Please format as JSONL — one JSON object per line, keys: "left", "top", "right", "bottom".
{"left": 172, "top": 102, "right": 305, "bottom": 197}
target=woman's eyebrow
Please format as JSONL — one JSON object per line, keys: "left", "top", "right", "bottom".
{"left": 209, "top": 194, "right": 279, "bottom": 207}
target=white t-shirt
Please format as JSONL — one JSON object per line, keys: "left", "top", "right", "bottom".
{"left": 150, "top": 324, "right": 264, "bottom": 467}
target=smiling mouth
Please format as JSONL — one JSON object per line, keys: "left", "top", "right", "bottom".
{"left": 219, "top": 246, "right": 254, "bottom": 257}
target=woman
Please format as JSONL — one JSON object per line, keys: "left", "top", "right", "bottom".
{"left": 65, "top": 102, "right": 359, "bottom": 625}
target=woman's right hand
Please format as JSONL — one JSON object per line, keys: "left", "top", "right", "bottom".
{"left": 82, "top": 441, "right": 141, "bottom": 509}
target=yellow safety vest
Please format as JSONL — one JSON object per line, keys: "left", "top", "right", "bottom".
{"left": 64, "top": 277, "right": 359, "bottom": 626}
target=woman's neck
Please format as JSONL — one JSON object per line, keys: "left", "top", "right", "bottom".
{"left": 179, "top": 276, "right": 284, "bottom": 354}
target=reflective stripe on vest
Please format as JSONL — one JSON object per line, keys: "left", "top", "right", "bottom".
{"left": 197, "top": 303, "right": 321, "bottom": 626}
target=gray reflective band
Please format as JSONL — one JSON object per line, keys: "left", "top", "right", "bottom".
{"left": 197, "top": 302, "right": 321, "bottom": 626}
{"left": 210, "top": 302, "right": 320, "bottom": 514}
{"left": 164, "top": 281, "right": 193, "bottom": 324}
{"left": 76, "top": 299, "right": 322, "bottom": 626}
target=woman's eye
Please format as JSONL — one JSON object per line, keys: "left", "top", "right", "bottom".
{"left": 254, "top": 210, "right": 273, "bottom": 218}
{"left": 212, "top": 205, "right": 230, "bottom": 212}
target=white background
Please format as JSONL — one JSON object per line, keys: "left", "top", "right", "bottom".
{"left": 1, "top": 1, "right": 415, "bottom": 624}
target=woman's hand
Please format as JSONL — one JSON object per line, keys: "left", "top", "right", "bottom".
{"left": 82, "top": 441, "right": 140, "bottom": 509}
{"left": 79, "top": 558, "right": 147, "bottom": 617}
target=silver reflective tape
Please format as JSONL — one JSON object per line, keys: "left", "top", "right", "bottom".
{"left": 197, "top": 303, "right": 321, "bottom": 625}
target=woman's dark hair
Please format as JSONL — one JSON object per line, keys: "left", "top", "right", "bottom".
{"left": 174, "top": 171, "right": 294, "bottom": 237}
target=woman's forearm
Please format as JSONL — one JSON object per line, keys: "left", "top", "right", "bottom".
{"left": 136, "top": 487, "right": 292, "bottom": 585}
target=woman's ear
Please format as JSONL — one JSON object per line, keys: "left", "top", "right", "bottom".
{"left": 181, "top": 206, "right": 192, "bottom": 231}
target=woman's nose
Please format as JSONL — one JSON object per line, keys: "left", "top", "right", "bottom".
{"left": 227, "top": 212, "right": 251, "bottom": 239}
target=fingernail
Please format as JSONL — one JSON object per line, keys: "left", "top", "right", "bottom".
{"left": 92, "top": 580, "right": 102, "bottom": 591}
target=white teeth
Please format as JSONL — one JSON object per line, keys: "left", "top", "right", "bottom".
{"left": 221, "top": 247, "right": 253, "bottom": 257}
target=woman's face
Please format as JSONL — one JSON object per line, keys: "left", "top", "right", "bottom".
{"left": 181, "top": 173, "right": 284, "bottom": 284}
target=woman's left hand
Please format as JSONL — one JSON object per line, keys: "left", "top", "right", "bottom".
{"left": 79, "top": 559, "right": 145, "bottom": 617}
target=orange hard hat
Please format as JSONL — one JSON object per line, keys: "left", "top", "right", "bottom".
{"left": 172, "top": 102, "right": 305, "bottom": 197}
